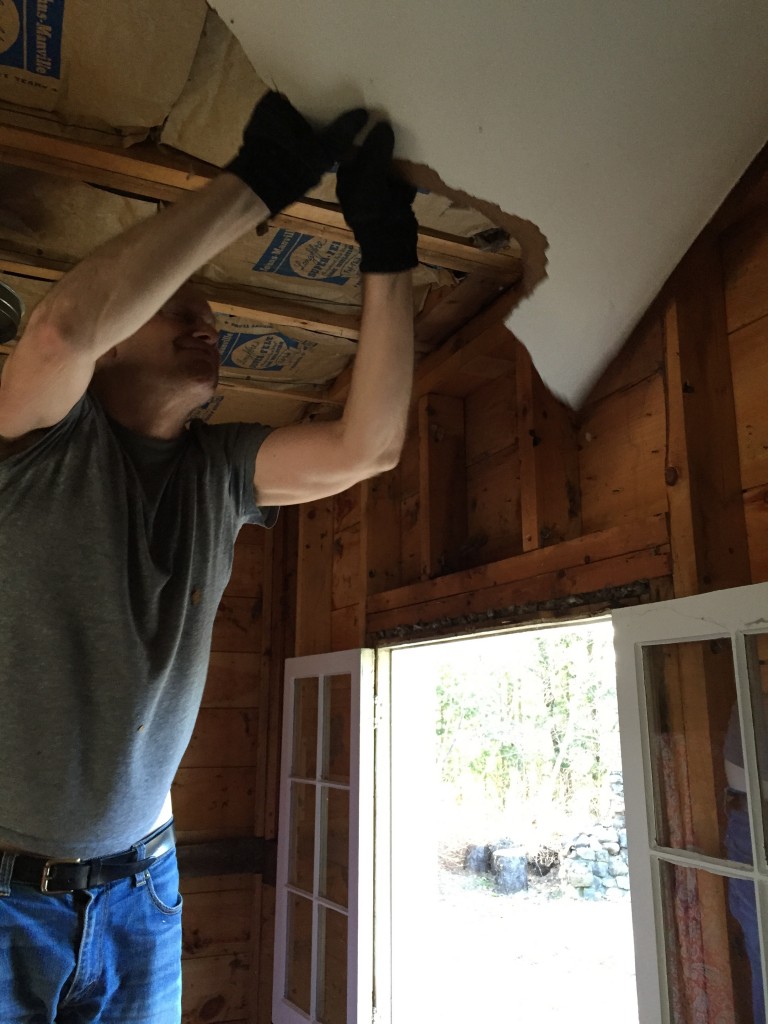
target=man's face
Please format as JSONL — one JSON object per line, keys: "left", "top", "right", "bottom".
{"left": 111, "top": 286, "right": 221, "bottom": 398}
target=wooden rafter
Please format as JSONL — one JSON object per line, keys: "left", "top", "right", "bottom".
{"left": 0, "top": 123, "right": 523, "bottom": 280}
{"left": 0, "top": 248, "right": 362, "bottom": 340}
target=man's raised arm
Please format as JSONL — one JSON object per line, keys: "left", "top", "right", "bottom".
{"left": 0, "top": 93, "right": 367, "bottom": 441}
{"left": 253, "top": 122, "right": 418, "bottom": 506}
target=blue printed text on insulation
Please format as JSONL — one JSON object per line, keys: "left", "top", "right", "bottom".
{"left": 0, "top": 0, "right": 64, "bottom": 78}
{"left": 218, "top": 331, "right": 315, "bottom": 373}
{"left": 253, "top": 229, "right": 360, "bottom": 286}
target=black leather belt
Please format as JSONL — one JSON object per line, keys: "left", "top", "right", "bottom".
{"left": 5, "top": 821, "right": 176, "bottom": 894}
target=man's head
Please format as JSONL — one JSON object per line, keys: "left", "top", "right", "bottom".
{"left": 91, "top": 284, "right": 220, "bottom": 437}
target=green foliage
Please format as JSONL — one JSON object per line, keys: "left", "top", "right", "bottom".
{"left": 434, "top": 625, "right": 619, "bottom": 842}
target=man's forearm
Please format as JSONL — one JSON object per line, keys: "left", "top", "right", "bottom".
{"left": 340, "top": 272, "right": 414, "bottom": 468}
{"left": 31, "top": 174, "right": 267, "bottom": 357}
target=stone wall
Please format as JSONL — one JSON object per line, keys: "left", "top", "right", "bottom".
{"left": 561, "top": 771, "right": 630, "bottom": 900}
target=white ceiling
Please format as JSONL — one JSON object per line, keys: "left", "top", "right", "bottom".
{"left": 210, "top": 0, "right": 768, "bottom": 407}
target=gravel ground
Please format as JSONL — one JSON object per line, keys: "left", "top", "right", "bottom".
{"left": 431, "top": 868, "right": 640, "bottom": 1023}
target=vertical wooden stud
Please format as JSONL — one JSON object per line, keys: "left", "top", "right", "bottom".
{"left": 664, "top": 239, "right": 751, "bottom": 596}
{"left": 331, "top": 484, "right": 366, "bottom": 650}
{"left": 516, "top": 344, "right": 581, "bottom": 551}
{"left": 364, "top": 470, "right": 402, "bottom": 596}
{"left": 418, "top": 393, "right": 467, "bottom": 578}
{"left": 295, "top": 498, "right": 334, "bottom": 655}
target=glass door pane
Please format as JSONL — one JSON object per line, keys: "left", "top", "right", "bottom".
{"left": 289, "top": 782, "right": 316, "bottom": 893}
{"left": 642, "top": 638, "right": 745, "bottom": 860}
{"left": 286, "top": 894, "right": 314, "bottom": 1013}
{"left": 320, "top": 787, "right": 349, "bottom": 907}
{"left": 324, "top": 674, "right": 352, "bottom": 783}
{"left": 318, "top": 906, "right": 348, "bottom": 1024}
{"left": 658, "top": 862, "right": 760, "bottom": 1024}
{"left": 293, "top": 677, "right": 319, "bottom": 778}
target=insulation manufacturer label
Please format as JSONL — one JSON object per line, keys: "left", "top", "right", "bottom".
{"left": 252, "top": 229, "right": 360, "bottom": 286}
{"left": 0, "top": 0, "right": 64, "bottom": 81}
{"left": 218, "top": 330, "right": 316, "bottom": 374}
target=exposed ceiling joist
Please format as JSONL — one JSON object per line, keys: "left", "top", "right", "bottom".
{"left": 0, "top": 250, "right": 362, "bottom": 341}
{"left": 0, "top": 123, "right": 523, "bottom": 280}
{"left": 0, "top": 248, "right": 518, "bottom": 356}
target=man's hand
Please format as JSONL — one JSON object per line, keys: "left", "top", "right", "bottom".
{"left": 336, "top": 122, "right": 419, "bottom": 273}
{"left": 226, "top": 91, "right": 368, "bottom": 216}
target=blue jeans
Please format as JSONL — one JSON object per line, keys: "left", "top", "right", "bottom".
{"left": 0, "top": 842, "right": 183, "bottom": 1023}
{"left": 726, "top": 806, "right": 765, "bottom": 1024}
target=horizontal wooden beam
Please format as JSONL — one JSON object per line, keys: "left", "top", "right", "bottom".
{"left": 216, "top": 378, "right": 342, "bottom": 407}
{"left": 367, "top": 549, "right": 669, "bottom": 638}
{"left": 0, "top": 252, "right": 68, "bottom": 281}
{"left": 0, "top": 247, "right": 362, "bottom": 340}
{"left": 0, "top": 127, "right": 209, "bottom": 200}
{"left": 366, "top": 513, "right": 670, "bottom": 634}
{"left": 278, "top": 207, "right": 521, "bottom": 279}
{"left": 0, "top": 123, "right": 523, "bottom": 279}
{"left": 176, "top": 836, "right": 277, "bottom": 883}
{"left": 190, "top": 280, "right": 360, "bottom": 341}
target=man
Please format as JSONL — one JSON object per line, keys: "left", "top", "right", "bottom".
{"left": 0, "top": 92, "right": 417, "bottom": 1022}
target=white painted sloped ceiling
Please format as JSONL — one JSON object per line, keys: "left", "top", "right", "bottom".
{"left": 209, "top": 0, "right": 768, "bottom": 408}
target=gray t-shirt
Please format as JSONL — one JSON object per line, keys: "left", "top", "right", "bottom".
{"left": 0, "top": 392, "right": 276, "bottom": 858}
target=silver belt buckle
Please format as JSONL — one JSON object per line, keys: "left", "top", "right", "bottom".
{"left": 41, "top": 857, "right": 82, "bottom": 894}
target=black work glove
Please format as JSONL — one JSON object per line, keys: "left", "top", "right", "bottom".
{"left": 226, "top": 91, "right": 368, "bottom": 217}
{"left": 336, "top": 122, "right": 419, "bottom": 274}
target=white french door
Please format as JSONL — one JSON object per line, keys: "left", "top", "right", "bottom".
{"left": 273, "top": 649, "right": 376, "bottom": 1024}
{"left": 614, "top": 582, "right": 768, "bottom": 1023}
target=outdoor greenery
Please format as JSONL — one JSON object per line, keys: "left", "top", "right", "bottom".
{"left": 432, "top": 624, "right": 620, "bottom": 851}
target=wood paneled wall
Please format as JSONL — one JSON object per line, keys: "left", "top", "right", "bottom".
{"left": 182, "top": 144, "right": 768, "bottom": 1021}
{"left": 172, "top": 513, "right": 296, "bottom": 1024}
